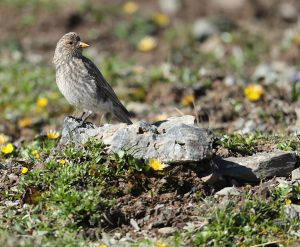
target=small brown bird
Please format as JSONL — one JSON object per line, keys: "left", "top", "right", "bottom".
{"left": 53, "top": 32, "right": 132, "bottom": 124}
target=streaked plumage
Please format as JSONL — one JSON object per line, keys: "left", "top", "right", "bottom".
{"left": 53, "top": 32, "right": 132, "bottom": 124}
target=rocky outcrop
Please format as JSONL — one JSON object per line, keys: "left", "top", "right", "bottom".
{"left": 60, "top": 115, "right": 214, "bottom": 164}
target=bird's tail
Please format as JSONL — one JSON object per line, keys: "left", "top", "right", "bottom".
{"left": 113, "top": 107, "right": 133, "bottom": 124}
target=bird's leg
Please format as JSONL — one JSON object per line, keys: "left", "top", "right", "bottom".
{"left": 99, "top": 114, "right": 105, "bottom": 126}
{"left": 79, "top": 110, "right": 93, "bottom": 126}
{"left": 79, "top": 111, "right": 86, "bottom": 120}
{"left": 70, "top": 111, "right": 93, "bottom": 132}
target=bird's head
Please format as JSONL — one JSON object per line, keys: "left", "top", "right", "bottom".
{"left": 53, "top": 32, "right": 89, "bottom": 64}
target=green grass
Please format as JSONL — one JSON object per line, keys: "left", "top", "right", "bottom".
{"left": 217, "top": 132, "right": 300, "bottom": 155}
{"left": 1, "top": 3, "right": 300, "bottom": 245}
{"left": 0, "top": 61, "right": 69, "bottom": 122}
{"left": 0, "top": 138, "right": 148, "bottom": 246}
{"left": 1, "top": 136, "right": 300, "bottom": 246}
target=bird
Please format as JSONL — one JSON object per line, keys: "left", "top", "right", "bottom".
{"left": 53, "top": 32, "right": 132, "bottom": 125}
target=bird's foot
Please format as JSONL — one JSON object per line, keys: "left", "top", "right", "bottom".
{"left": 65, "top": 115, "right": 86, "bottom": 133}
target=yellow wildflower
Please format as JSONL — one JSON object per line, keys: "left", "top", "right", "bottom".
{"left": 98, "top": 244, "right": 108, "bottom": 247}
{"left": 156, "top": 241, "right": 168, "bottom": 247}
{"left": 153, "top": 13, "right": 170, "bottom": 27}
{"left": 154, "top": 114, "right": 168, "bottom": 122}
{"left": 149, "top": 159, "right": 169, "bottom": 171}
{"left": 32, "top": 150, "right": 41, "bottom": 159}
{"left": 294, "top": 35, "right": 300, "bottom": 46}
{"left": 285, "top": 198, "right": 292, "bottom": 205}
{"left": 47, "top": 130, "right": 60, "bottom": 139}
{"left": 123, "top": 1, "right": 139, "bottom": 14}
{"left": 137, "top": 36, "right": 157, "bottom": 52}
{"left": 58, "top": 159, "right": 67, "bottom": 165}
{"left": 0, "top": 133, "right": 9, "bottom": 145}
{"left": 21, "top": 167, "right": 29, "bottom": 174}
{"left": 18, "top": 117, "right": 33, "bottom": 128}
{"left": 1, "top": 143, "right": 14, "bottom": 154}
{"left": 244, "top": 84, "right": 264, "bottom": 102}
{"left": 36, "top": 97, "right": 48, "bottom": 108}
{"left": 181, "top": 95, "right": 195, "bottom": 106}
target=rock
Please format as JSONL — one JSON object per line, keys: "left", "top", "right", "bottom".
{"left": 211, "top": 0, "right": 246, "bottom": 11}
{"left": 130, "top": 218, "right": 140, "bottom": 231}
{"left": 292, "top": 168, "right": 300, "bottom": 181}
{"left": 200, "top": 36, "right": 225, "bottom": 58}
{"left": 157, "top": 227, "right": 177, "bottom": 236}
{"left": 224, "top": 76, "right": 236, "bottom": 87}
{"left": 8, "top": 174, "right": 18, "bottom": 183}
{"left": 254, "top": 64, "right": 277, "bottom": 83}
{"left": 192, "top": 18, "right": 218, "bottom": 42}
{"left": 276, "top": 177, "right": 291, "bottom": 186}
{"left": 278, "top": 3, "right": 298, "bottom": 23}
{"left": 60, "top": 115, "right": 214, "bottom": 164}
{"left": 284, "top": 204, "right": 300, "bottom": 220}
{"left": 158, "top": 0, "right": 181, "bottom": 15}
{"left": 214, "top": 151, "right": 296, "bottom": 182}
{"left": 201, "top": 172, "right": 227, "bottom": 188}
{"left": 4, "top": 200, "right": 19, "bottom": 207}
{"left": 215, "top": 186, "right": 240, "bottom": 196}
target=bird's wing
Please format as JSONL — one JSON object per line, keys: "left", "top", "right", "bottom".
{"left": 81, "top": 56, "right": 131, "bottom": 115}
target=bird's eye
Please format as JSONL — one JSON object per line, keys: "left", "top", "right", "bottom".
{"left": 68, "top": 41, "right": 73, "bottom": 45}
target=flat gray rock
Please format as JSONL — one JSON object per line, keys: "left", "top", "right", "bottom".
{"left": 214, "top": 151, "right": 296, "bottom": 182}
{"left": 215, "top": 186, "right": 240, "bottom": 196}
{"left": 60, "top": 115, "right": 214, "bottom": 164}
{"left": 284, "top": 204, "right": 300, "bottom": 220}
{"left": 157, "top": 227, "right": 177, "bottom": 236}
{"left": 292, "top": 168, "right": 300, "bottom": 181}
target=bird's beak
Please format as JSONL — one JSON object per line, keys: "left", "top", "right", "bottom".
{"left": 79, "top": 41, "right": 90, "bottom": 48}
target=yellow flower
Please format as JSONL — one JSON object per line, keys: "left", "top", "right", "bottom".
{"left": 156, "top": 241, "right": 168, "bottom": 247}
{"left": 154, "top": 114, "right": 168, "bottom": 122}
{"left": 181, "top": 95, "right": 195, "bottom": 106}
{"left": 32, "top": 150, "right": 40, "bottom": 159}
{"left": 137, "top": 36, "right": 157, "bottom": 52}
{"left": 149, "top": 159, "right": 169, "bottom": 171}
{"left": 244, "top": 84, "right": 264, "bottom": 102}
{"left": 47, "top": 130, "right": 60, "bottom": 139}
{"left": 98, "top": 244, "right": 108, "bottom": 247}
{"left": 36, "top": 97, "right": 48, "bottom": 108}
{"left": 294, "top": 35, "right": 300, "bottom": 46}
{"left": 58, "top": 159, "right": 67, "bottom": 165}
{"left": 285, "top": 198, "right": 292, "bottom": 205}
{"left": 153, "top": 13, "right": 170, "bottom": 27}
{"left": 18, "top": 117, "right": 33, "bottom": 128}
{"left": 1, "top": 143, "right": 14, "bottom": 154}
{"left": 123, "top": 1, "right": 139, "bottom": 14}
{"left": 0, "top": 133, "right": 9, "bottom": 145}
{"left": 21, "top": 167, "right": 29, "bottom": 174}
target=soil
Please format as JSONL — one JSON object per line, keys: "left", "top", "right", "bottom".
{"left": 1, "top": 0, "right": 300, "bottom": 242}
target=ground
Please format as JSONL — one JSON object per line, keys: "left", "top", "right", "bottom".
{"left": 1, "top": 0, "right": 300, "bottom": 246}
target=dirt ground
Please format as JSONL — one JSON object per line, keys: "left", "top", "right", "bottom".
{"left": 1, "top": 0, "right": 300, "bottom": 245}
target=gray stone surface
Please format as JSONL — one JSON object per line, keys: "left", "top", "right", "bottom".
{"left": 192, "top": 18, "right": 218, "bottom": 42}
{"left": 214, "top": 151, "right": 296, "bottom": 182}
{"left": 284, "top": 204, "right": 300, "bottom": 220}
{"left": 292, "top": 168, "right": 300, "bottom": 181}
{"left": 158, "top": 0, "right": 181, "bottom": 15}
{"left": 157, "top": 227, "right": 177, "bottom": 236}
{"left": 278, "top": 2, "right": 298, "bottom": 23}
{"left": 60, "top": 115, "right": 214, "bottom": 164}
{"left": 215, "top": 186, "right": 241, "bottom": 196}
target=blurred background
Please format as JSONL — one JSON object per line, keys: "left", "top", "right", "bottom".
{"left": 1, "top": 0, "right": 300, "bottom": 142}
